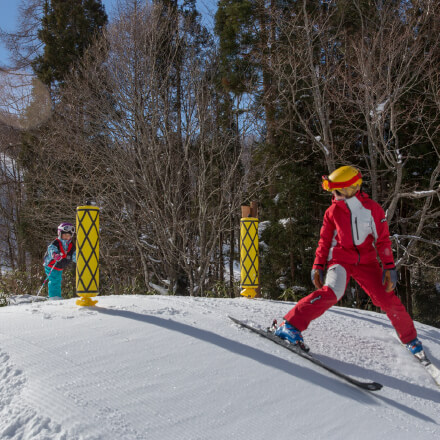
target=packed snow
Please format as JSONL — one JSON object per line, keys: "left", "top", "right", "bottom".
{"left": 1, "top": 295, "right": 440, "bottom": 440}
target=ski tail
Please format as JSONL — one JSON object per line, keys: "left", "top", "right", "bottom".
{"left": 412, "top": 350, "right": 440, "bottom": 387}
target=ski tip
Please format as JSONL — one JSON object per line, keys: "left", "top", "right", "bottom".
{"left": 366, "top": 382, "right": 383, "bottom": 391}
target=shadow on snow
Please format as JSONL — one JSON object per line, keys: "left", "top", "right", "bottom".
{"left": 94, "top": 306, "right": 437, "bottom": 424}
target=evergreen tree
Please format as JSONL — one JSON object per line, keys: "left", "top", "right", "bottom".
{"left": 214, "top": 1, "right": 333, "bottom": 297}
{"left": 215, "top": 0, "right": 281, "bottom": 146}
{"left": 32, "top": 0, "right": 107, "bottom": 90}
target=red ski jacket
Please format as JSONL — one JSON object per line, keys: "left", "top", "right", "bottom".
{"left": 313, "top": 192, "right": 395, "bottom": 270}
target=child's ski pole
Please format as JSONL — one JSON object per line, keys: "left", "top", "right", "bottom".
{"left": 36, "top": 263, "right": 58, "bottom": 297}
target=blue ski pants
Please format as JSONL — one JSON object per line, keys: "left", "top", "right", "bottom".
{"left": 44, "top": 266, "right": 63, "bottom": 298}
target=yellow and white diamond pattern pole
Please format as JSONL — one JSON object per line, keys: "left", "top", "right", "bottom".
{"left": 76, "top": 205, "right": 100, "bottom": 306}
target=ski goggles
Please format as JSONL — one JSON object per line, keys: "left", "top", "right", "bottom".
{"left": 59, "top": 224, "right": 75, "bottom": 234}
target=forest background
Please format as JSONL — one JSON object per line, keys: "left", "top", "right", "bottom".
{"left": 0, "top": 0, "right": 439, "bottom": 327}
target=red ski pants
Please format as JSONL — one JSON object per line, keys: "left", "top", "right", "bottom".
{"left": 284, "top": 261, "right": 417, "bottom": 344}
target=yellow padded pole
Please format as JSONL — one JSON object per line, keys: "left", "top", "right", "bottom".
{"left": 240, "top": 217, "right": 259, "bottom": 298}
{"left": 76, "top": 205, "right": 100, "bottom": 306}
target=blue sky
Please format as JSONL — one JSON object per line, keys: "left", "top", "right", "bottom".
{"left": 0, "top": 0, "right": 19, "bottom": 65}
{"left": 0, "top": 0, "right": 215, "bottom": 68}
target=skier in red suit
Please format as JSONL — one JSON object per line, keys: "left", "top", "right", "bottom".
{"left": 275, "top": 165, "right": 423, "bottom": 355}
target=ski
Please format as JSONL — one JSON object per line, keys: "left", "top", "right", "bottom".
{"left": 411, "top": 350, "right": 440, "bottom": 387}
{"left": 229, "top": 316, "right": 383, "bottom": 392}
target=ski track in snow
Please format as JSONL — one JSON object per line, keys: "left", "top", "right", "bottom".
{"left": 0, "top": 295, "right": 440, "bottom": 440}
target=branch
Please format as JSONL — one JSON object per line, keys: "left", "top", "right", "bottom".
{"left": 391, "top": 234, "right": 440, "bottom": 248}
{"left": 397, "top": 187, "right": 440, "bottom": 200}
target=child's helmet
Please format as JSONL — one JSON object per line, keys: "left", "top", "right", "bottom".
{"left": 322, "top": 165, "right": 362, "bottom": 192}
{"left": 57, "top": 222, "right": 75, "bottom": 239}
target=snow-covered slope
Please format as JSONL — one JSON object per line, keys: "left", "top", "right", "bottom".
{"left": 1, "top": 295, "right": 439, "bottom": 440}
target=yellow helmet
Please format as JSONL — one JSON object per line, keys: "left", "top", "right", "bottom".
{"left": 322, "top": 165, "right": 362, "bottom": 192}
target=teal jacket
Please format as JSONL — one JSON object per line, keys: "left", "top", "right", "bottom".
{"left": 44, "top": 238, "right": 76, "bottom": 270}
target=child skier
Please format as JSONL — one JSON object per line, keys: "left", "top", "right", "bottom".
{"left": 275, "top": 165, "right": 424, "bottom": 355}
{"left": 43, "top": 222, "right": 76, "bottom": 299}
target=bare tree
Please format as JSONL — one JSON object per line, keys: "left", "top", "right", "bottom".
{"left": 0, "top": 0, "right": 45, "bottom": 71}
{"left": 0, "top": 122, "right": 25, "bottom": 271}
{"left": 266, "top": 0, "right": 439, "bottom": 312}
{"left": 269, "top": 3, "right": 344, "bottom": 172}
{"left": 33, "top": 3, "right": 262, "bottom": 296}
{"left": 331, "top": 1, "right": 440, "bottom": 274}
